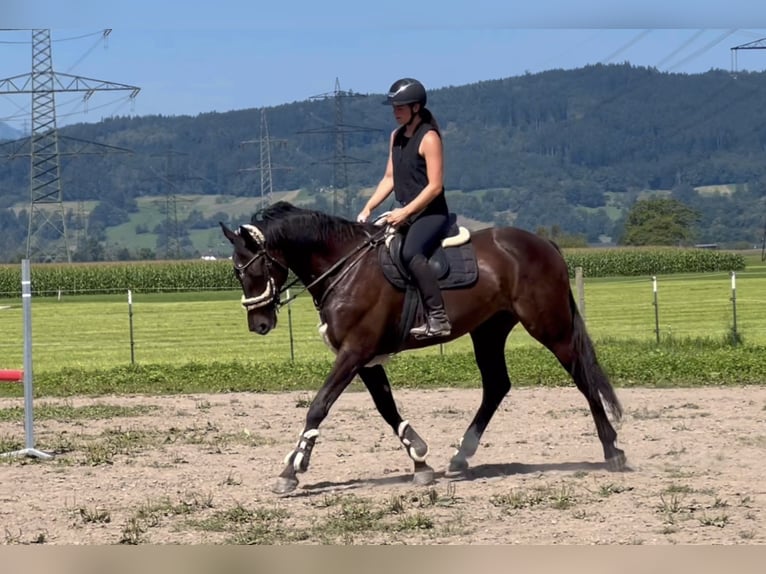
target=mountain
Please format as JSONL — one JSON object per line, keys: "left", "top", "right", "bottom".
{"left": 2, "top": 63, "right": 766, "bottom": 262}
{"left": 0, "top": 122, "right": 22, "bottom": 141}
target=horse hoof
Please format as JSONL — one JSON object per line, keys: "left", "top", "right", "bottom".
{"left": 606, "top": 451, "right": 628, "bottom": 472}
{"left": 272, "top": 476, "right": 299, "bottom": 495}
{"left": 413, "top": 465, "right": 435, "bottom": 486}
{"left": 444, "top": 457, "right": 469, "bottom": 478}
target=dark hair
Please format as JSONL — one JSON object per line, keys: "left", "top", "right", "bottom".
{"left": 419, "top": 107, "right": 441, "bottom": 136}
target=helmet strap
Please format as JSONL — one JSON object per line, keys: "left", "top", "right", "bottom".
{"left": 405, "top": 103, "right": 420, "bottom": 128}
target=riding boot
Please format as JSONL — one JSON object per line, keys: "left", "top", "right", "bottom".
{"left": 408, "top": 254, "right": 452, "bottom": 338}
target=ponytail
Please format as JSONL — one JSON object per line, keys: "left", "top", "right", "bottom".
{"left": 419, "top": 107, "right": 441, "bottom": 136}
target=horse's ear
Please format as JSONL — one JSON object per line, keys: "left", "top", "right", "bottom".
{"left": 220, "top": 222, "right": 239, "bottom": 245}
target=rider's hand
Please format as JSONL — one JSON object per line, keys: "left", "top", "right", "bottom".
{"left": 385, "top": 208, "right": 410, "bottom": 228}
{"left": 356, "top": 208, "right": 371, "bottom": 223}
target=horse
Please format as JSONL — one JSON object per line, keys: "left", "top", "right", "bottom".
{"left": 220, "top": 201, "right": 626, "bottom": 495}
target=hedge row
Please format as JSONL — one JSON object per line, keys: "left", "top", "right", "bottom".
{"left": 0, "top": 248, "right": 746, "bottom": 296}
{"left": 563, "top": 247, "right": 745, "bottom": 277}
{"left": 0, "top": 260, "right": 240, "bottom": 296}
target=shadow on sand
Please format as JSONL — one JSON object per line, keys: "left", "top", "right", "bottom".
{"left": 288, "top": 459, "right": 632, "bottom": 497}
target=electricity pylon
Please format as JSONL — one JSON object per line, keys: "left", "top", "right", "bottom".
{"left": 298, "top": 77, "right": 381, "bottom": 217}
{"left": 240, "top": 109, "right": 292, "bottom": 209}
{"left": 0, "top": 29, "right": 140, "bottom": 262}
{"left": 148, "top": 149, "right": 197, "bottom": 260}
{"left": 730, "top": 37, "right": 766, "bottom": 75}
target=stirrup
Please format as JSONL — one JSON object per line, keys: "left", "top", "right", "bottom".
{"left": 411, "top": 320, "right": 451, "bottom": 339}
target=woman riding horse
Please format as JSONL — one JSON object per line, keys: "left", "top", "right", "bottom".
{"left": 357, "top": 78, "right": 452, "bottom": 339}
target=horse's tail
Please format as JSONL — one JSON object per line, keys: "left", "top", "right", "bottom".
{"left": 568, "top": 289, "right": 623, "bottom": 421}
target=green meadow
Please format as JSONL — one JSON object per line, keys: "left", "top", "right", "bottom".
{"left": 1, "top": 263, "right": 765, "bottom": 397}
{"left": 0, "top": 269, "right": 759, "bottom": 372}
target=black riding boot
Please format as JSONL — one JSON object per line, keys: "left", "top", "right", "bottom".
{"left": 408, "top": 254, "right": 452, "bottom": 339}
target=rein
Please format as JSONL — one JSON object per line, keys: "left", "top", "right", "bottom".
{"left": 281, "top": 227, "right": 387, "bottom": 310}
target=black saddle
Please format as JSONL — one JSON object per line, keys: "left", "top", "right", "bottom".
{"left": 378, "top": 214, "right": 479, "bottom": 290}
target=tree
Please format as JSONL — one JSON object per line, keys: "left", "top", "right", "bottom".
{"left": 620, "top": 197, "right": 700, "bottom": 246}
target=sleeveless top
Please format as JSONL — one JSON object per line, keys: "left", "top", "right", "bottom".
{"left": 392, "top": 121, "right": 448, "bottom": 218}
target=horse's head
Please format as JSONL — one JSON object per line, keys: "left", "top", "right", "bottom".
{"left": 220, "top": 222, "right": 288, "bottom": 335}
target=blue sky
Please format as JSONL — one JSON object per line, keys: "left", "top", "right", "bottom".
{"left": 2, "top": 2, "right": 766, "bottom": 130}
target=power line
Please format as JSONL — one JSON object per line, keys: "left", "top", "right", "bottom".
{"left": 600, "top": 30, "right": 652, "bottom": 64}
{"left": 667, "top": 29, "right": 738, "bottom": 72}
{"left": 654, "top": 29, "right": 707, "bottom": 70}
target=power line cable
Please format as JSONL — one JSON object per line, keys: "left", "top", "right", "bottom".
{"left": 654, "top": 29, "right": 707, "bottom": 69}
{"left": 667, "top": 29, "right": 738, "bottom": 72}
{"left": 600, "top": 30, "right": 652, "bottom": 64}
{"left": 64, "top": 30, "right": 111, "bottom": 74}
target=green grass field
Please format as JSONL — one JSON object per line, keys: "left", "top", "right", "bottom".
{"left": 1, "top": 266, "right": 765, "bottom": 375}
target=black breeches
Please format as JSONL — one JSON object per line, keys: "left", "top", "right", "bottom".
{"left": 400, "top": 213, "right": 449, "bottom": 311}
{"left": 400, "top": 213, "right": 449, "bottom": 268}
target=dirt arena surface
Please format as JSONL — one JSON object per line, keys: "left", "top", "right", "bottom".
{"left": 1, "top": 386, "right": 765, "bottom": 545}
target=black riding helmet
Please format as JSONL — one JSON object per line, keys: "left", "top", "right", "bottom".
{"left": 382, "top": 78, "right": 427, "bottom": 107}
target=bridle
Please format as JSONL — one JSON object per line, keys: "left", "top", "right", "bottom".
{"left": 234, "top": 224, "right": 294, "bottom": 311}
{"left": 233, "top": 223, "right": 387, "bottom": 313}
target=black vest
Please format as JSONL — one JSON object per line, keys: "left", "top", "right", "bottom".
{"left": 392, "top": 122, "right": 448, "bottom": 217}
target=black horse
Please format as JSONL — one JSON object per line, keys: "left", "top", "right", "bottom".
{"left": 221, "top": 202, "right": 625, "bottom": 494}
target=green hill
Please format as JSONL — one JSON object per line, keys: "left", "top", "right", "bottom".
{"left": 3, "top": 63, "right": 766, "bottom": 261}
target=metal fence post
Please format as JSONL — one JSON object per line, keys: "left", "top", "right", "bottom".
{"left": 652, "top": 275, "right": 660, "bottom": 344}
{"left": 1, "top": 259, "right": 53, "bottom": 460}
{"left": 730, "top": 271, "right": 738, "bottom": 344}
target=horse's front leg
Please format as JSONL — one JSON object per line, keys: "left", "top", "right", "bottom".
{"left": 357, "top": 365, "right": 434, "bottom": 487}
{"left": 273, "top": 350, "right": 361, "bottom": 495}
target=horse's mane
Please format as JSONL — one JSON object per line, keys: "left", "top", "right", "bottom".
{"left": 250, "top": 201, "right": 366, "bottom": 250}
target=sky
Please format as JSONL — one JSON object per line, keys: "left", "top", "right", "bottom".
{"left": 2, "top": 1, "right": 766, "bottom": 132}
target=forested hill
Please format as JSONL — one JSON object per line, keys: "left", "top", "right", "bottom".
{"left": 2, "top": 62, "right": 766, "bottom": 261}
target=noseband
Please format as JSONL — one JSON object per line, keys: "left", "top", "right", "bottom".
{"left": 234, "top": 224, "right": 287, "bottom": 311}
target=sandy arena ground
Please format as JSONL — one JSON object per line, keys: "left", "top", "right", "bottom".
{"left": 1, "top": 386, "right": 764, "bottom": 545}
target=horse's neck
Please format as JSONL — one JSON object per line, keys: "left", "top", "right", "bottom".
{"left": 283, "top": 242, "right": 359, "bottom": 295}
{"left": 284, "top": 246, "right": 339, "bottom": 284}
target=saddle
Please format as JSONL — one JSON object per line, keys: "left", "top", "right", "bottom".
{"left": 375, "top": 214, "right": 479, "bottom": 351}
{"left": 377, "top": 213, "right": 479, "bottom": 290}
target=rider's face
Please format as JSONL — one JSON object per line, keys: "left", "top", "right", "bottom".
{"left": 392, "top": 103, "right": 418, "bottom": 124}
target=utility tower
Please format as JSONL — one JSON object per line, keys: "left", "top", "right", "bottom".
{"left": 298, "top": 77, "right": 381, "bottom": 217}
{"left": 240, "top": 109, "right": 292, "bottom": 209}
{"left": 730, "top": 37, "right": 766, "bottom": 257}
{"left": 730, "top": 37, "right": 766, "bottom": 75}
{"left": 149, "top": 149, "right": 198, "bottom": 260}
{"left": 0, "top": 29, "right": 140, "bottom": 262}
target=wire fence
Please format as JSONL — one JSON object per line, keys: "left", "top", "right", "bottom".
{"left": 0, "top": 270, "right": 764, "bottom": 374}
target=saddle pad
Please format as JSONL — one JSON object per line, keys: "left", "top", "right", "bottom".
{"left": 378, "top": 242, "right": 479, "bottom": 290}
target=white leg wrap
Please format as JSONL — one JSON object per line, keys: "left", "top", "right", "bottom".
{"left": 396, "top": 420, "right": 428, "bottom": 462}
{"left": 284, "top": 429, "right": 320, "bottom": 467}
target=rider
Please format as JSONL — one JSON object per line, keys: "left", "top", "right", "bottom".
{"left": 357, "top": 78, "right": 452, "bottom": 339}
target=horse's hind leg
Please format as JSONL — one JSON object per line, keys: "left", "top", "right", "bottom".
{"left": 358, "top": 365, "right": 435, "bottom": 486}
{"left": 446, "top": 313, "right": 514, "bottom": 478}
{"left": 543, "top": 311, "right": 627, "bottom": 471}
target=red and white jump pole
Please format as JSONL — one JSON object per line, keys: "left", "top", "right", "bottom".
{"left": 1, "top": 259, "right": 53, "bottom": 460}
{"left": 0, "top": 369, "right": 23, "bottom": 382}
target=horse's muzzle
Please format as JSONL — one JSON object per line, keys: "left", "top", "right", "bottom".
{"left": 250, "top": 321, "right": 273, "bottom": 335}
